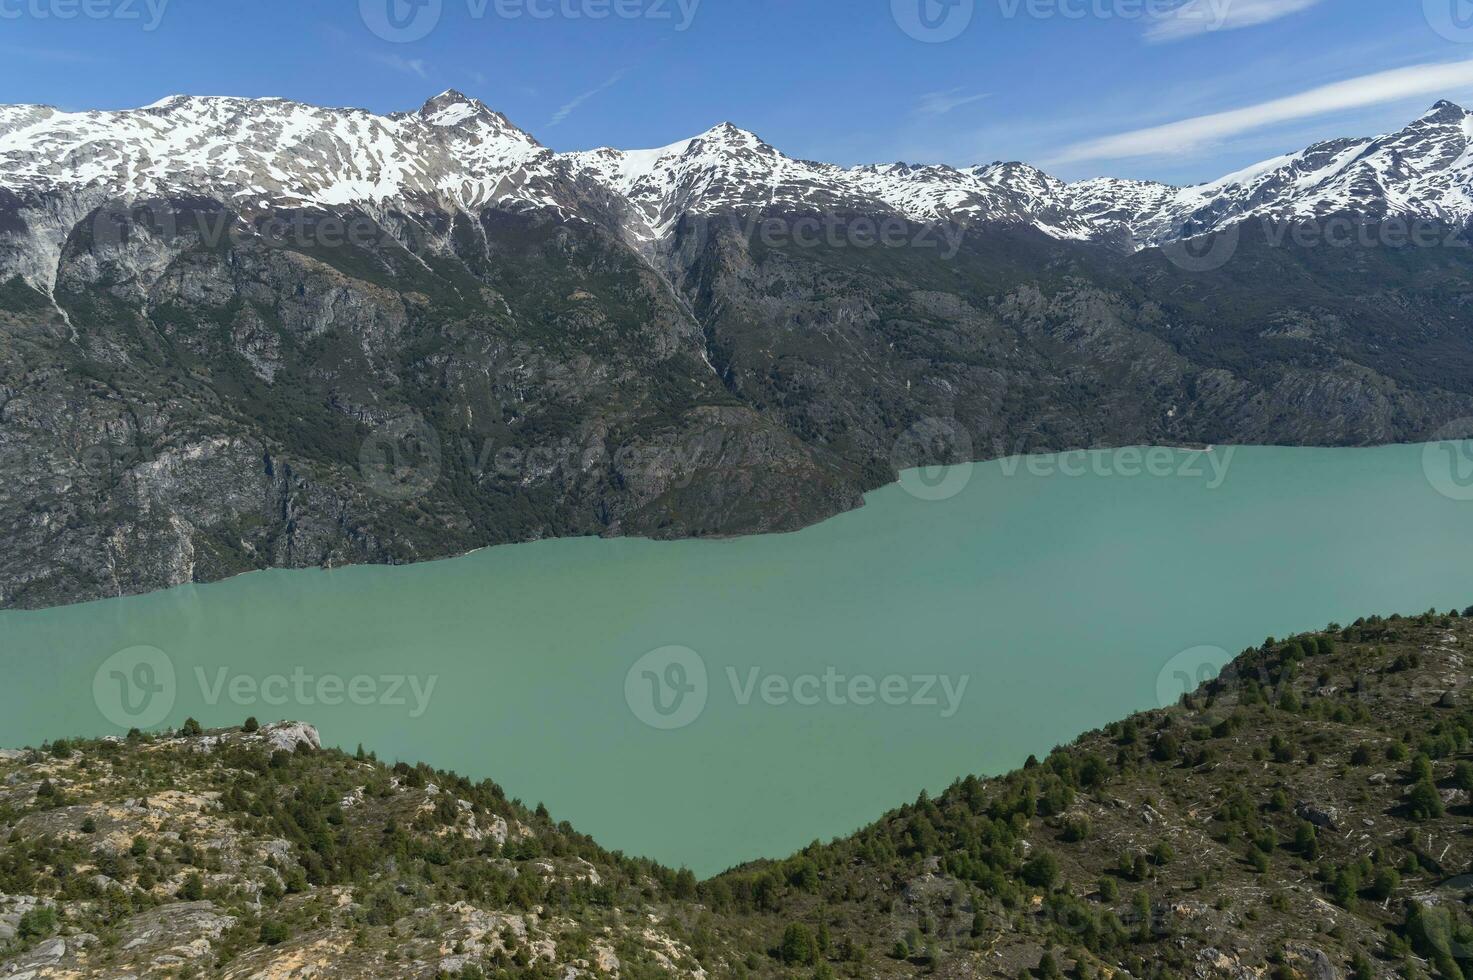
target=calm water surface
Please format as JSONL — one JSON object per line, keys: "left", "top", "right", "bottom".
{"left": 2, "top": 443, "right": 1471, "bottom": 875}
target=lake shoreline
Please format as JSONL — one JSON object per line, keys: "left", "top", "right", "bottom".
{"left": 0, "top": 439, "right": 1436, "bottom": 616}
{"left": 3, "top": 442, "right": 1469, "bottom": 873}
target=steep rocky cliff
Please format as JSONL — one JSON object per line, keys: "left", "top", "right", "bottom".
{"left": 5, "top": 94, "right": 1473, "bottom": 607}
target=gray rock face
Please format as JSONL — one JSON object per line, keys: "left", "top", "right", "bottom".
{"left": 1284, "top": 943, "right": 1338, "bottom": 980}
{"left": 1295, "top": 803, "right": 1342, "bottom": 832}
{"left": 4, "top": 95, "right": 1473, "bottom": 609}
{"left": 0, "top": 199, "right": 858, "bottom": 608}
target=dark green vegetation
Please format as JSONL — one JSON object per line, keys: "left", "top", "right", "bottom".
{"left": 5, "top": 193, "right": 1473, "bottom": 608}
{"left": 2, "top": 607, "right": 1471, "bottom": 977}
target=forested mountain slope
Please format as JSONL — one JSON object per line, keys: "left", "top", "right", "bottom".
{"left": 2, "top": 607, "right": 1470, "bottom": 978}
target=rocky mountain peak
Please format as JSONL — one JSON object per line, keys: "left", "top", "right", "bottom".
{"left": 417, "top": 88, "right": 526, "bottom": 135}
{"left": 700, "top": 120, "right": 758, "bottom": 140}
{"left": 420, "top": 88, "right": 479, "bottom": 113}
{"left": 6, "top": 93, "right": 1473, "bottom": 258}
{"left": 1416, "top": 98, "right": 1470, "bottom": 123}
{"left": 686, "top": 121, "right": 774, "bottom": 158}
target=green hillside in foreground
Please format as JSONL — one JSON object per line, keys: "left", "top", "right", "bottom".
{"left": 1, "top": 608, "right": 1471, "bottom": 978}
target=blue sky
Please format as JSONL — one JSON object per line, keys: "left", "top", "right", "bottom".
{"left": 3, "top": 0, "right": 1473, "bottom": 184}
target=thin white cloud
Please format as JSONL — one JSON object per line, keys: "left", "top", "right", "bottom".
{"left": 1146, "top": 0, "right": 1323, "bottom": 42}
{"left": 547, "top": 69, "right": 629, "bottom": 129}
{"left": 1054, "top": 59, "right": 1473, "bottom": 163}
{"left": 915, "top": 88, "right": 989, "bottom": 118}
{"left": 370, "top": 53, "right": 430, "bottom": 79}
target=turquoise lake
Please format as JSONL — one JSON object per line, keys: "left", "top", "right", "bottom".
{"left": 2, "top": 443, "right": 1472, "bottom": 876}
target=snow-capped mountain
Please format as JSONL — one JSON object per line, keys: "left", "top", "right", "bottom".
{"left": 8, "top": 92, "right": 1473, "bottom": 612}
{"left": 565, "top": 134, "right": 1103, "bottom": 241}
{"left": 5, "top": 89, "right": 1473, "bottom": 266}
{"left": 1138, "top": 100, "right": 1473, "bottom": 240}
{"left": 0, "top": 91, "right": 563, "bottom": 212}
{"left": 565, "top": 122, "right": 887, "bottom": 243}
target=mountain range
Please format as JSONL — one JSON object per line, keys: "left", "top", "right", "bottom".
{"left": 4, "top": 93, "right": 1473, "bottom": 607}
{"left": 8, "top": 91, "right": 1473, "bottom": 264}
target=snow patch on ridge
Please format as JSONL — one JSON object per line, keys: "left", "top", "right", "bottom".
{"left": 4, "top": 93, "right": 1473, "bottom": 258}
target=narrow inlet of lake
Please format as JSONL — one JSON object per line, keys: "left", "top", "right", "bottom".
{"left": 3, "top": 443, "right": 1471, "bottom": 876}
